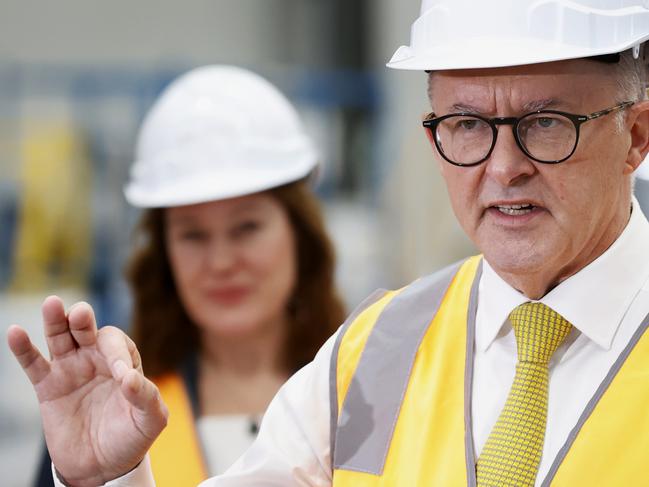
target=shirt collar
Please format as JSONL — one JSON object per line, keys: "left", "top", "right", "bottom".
{"left": 476, "top": 198, "right": 649, "bottom": 352}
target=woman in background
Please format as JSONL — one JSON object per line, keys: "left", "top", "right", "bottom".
{"left": 35, "top": 65, "right": 346, "bottom": 487}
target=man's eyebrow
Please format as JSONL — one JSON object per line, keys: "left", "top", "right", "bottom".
{"left": 450, "top": 103, "right": 483, "bottom": 113}
{"left": 448, "top": 99, "right": 563, "bottom": 114}
{"left": 522, "top": 99, "right": 560, "bottom": 112}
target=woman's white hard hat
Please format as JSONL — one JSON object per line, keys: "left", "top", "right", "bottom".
{"left": 124, "top": 65, "right": 318, "bottom": 208}
{"left": 388, "top": 0, "right": 649, "bottom": 71}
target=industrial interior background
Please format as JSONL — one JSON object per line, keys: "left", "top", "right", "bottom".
{"left": 2, "top": 2, "right": 647, "bottom": 485}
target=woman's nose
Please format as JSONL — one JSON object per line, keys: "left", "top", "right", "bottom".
{"left": 205, "top": 238, "right": 238, "bottom": 273}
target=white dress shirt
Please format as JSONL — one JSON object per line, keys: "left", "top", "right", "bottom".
{"left": 473, "top": 201, "right": 649, "bottom": 483}
{"left": 55, "top": 201, "right": 649, "bottom": 487}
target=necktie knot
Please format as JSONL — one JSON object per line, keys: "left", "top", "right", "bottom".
{"left": 509, "top": 302, "right": 572, "bottom": 364}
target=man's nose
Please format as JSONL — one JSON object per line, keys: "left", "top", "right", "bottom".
{"left": 484, "top": 126, "right": 536, "bottom": 186}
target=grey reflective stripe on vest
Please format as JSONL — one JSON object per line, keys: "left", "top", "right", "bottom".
{"left": 329, "top": 288, "right": 389, "bottom": 466}
{"left": 331, "top": 260, "right": 465, "bottom": 475}
{"left": 540, "top": 307, "right": 649, "bottom": 486}
{"left": 464, "top": 260, "right": 482, "bottom": 487}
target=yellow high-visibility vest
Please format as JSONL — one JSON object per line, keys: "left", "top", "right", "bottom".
{"left": 150, "top": 373, "right": 208, "bottom": 487}
{"left": 331, "top": 256, "right": 649, "bottom": 486}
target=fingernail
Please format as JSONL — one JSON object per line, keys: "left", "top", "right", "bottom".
{"left": 68, "top": 301, "right": 89, "bottom": 313}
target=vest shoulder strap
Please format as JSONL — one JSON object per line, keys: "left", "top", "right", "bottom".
{"left": 330, "top": 259, "right": 468, "bottom": 474}
{"left": 329, "top": 288, "right": 390, "bottom": 461}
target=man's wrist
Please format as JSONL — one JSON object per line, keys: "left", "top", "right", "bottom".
{"left": 52, "top": 457, "right": 148, "bottom": 487}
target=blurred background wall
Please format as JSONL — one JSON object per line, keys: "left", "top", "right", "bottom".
{"left": 0, "top": 1, "right": 477, "bottom": 485}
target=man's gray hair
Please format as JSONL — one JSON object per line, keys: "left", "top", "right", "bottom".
{"left": 615, "top": 48, "right": 648, "bottom": 102}
{"left": 613, "top": 48, "right": 648, "bottom": 131}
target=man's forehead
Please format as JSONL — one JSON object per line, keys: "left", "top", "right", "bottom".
{"left": 428, "top": 59, "right": 618, "bottom": 110}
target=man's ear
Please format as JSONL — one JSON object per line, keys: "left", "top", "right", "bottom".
{"left": 624, "top": 99, "right": 649, "bottom": 174}
{"left": 421, "top": 113, "right": 436, "bottom": 147}
{"left": 421, "top": 113, "right": 445, "bottom": 171}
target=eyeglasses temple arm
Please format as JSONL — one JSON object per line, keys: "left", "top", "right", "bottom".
{"left": 586, "top": 101, "right": 635, "bottom": 120}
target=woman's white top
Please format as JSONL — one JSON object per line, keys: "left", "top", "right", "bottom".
{"left": 196, "top": 415, "right": 260, "bottom": 476}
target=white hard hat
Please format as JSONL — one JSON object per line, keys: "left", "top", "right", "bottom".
{"left": 388, "top": 0, "right": 649, "bottom": 71}
{"left": 124, "top": 65, "right": 319, "bottom": 208}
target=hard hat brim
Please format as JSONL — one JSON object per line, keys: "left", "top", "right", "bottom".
{"left": 386, "top": 37, "right": 649, "bottom": 71}
{"left": 124, "top": 155, "right": 317, "bottom": 208}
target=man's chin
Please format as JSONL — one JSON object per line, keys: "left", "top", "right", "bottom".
{"left": 482, "top": 246, "right": 550, "bottom": 279}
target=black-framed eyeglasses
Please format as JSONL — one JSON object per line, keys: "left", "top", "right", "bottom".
{"left": 422, "top": 101, "right": 634, "bottom": 167}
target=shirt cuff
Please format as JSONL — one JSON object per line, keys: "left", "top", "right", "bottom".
{"left": 52, "top": 455, "right": 155, "bottom": 487}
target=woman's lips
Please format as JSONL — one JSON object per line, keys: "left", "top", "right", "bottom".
{"left": 205, "top": 286, "right": 251, "bottom": 305}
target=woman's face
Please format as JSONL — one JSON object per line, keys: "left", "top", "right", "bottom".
{"left": 164, "top": 192, "right": 297, "bottom": 338}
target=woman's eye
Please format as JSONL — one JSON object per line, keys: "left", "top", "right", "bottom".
{"left": 233, "top": 220, "right": 261, "bottom": 237}
{"left": 180, "top": 230, "right": 208, "bottom": 241}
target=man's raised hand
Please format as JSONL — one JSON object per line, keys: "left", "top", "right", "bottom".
{"left": 7, "top": 296, "right": 168, "bottom": 486}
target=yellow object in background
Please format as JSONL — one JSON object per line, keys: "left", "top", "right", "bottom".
{"left": 10, "top": 121, "right": 92, "bottom": 291}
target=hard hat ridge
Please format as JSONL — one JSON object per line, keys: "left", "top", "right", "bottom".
{"left": 124, "top": 65, "right": 319, "bottom": 208}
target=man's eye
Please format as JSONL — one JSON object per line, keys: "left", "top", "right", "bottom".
{"left": 536, "top": 117, "right": 557, "bottom": 128}
{"left": 453, "top": 118, "right": 487, "bottom": 132}
{"left": 459, "top": 119, "right": 479, "bottom": 130}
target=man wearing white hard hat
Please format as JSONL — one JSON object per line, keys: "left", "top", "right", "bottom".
{"left": 9, "top": 1, "right": 649, "bottom": 486}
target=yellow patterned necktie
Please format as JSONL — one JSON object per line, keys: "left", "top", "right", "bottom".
{"left": 476, "top": 302, "right": 572, "bottom": 486}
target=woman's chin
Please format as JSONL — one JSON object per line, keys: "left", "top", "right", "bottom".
{"left": 197, "top": 313, "right": 271, "bottom": 339}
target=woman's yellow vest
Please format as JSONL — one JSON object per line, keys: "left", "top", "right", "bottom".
{"left": 149, "top": 373, "right": 208, "bottom": 487}
{"left": 330, "top": 256, "right": 649, "bottom": 486}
